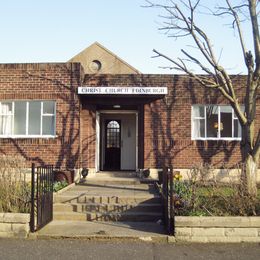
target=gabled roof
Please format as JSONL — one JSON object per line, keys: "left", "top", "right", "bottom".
{"left": 69, "top": 41, "right": 140, "bottom": 74}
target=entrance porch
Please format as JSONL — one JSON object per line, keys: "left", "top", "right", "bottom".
{"left": 79, "top": 87, "right": 167, "bottom": 175}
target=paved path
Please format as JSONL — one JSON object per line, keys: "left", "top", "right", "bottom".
{"left": 0, "top": 238, "right": 260, "bottom": 260}
{"left": 36, "top": 220, "right": 166, "bottom": 241}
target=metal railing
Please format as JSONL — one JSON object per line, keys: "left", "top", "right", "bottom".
{"left": 161, "top": 167, "right": 175, "bottom": 236}
{"left": 30, "top": 163, "right": 54, "bottom": 232}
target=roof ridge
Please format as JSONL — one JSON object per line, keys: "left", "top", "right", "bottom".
{"left": 92, "top": 41, "right": 140, "bottom": 74}
{"left": 69, "top": 41, "right": 140, "bottom": 74}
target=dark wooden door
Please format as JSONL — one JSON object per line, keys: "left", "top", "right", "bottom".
{"left": 104, "top": 120, "right": 121, "bottom": 170}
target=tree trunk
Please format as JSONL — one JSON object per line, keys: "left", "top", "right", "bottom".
{"left": 241, "top": 122, "right": 259, "bottom": 197}
{"left": 244, "top": 154, "right": 258, "bottom": 197}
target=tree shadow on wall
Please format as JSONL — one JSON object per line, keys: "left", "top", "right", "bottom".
{"left": 147, "top": 76, "right": 191, "bottom": 169}
{"left": 2, "top": 64, "right": 81, "bottom": 171}
{"left": 147, "top": 76, "right": 237, "bottom": 170}
{"left": 187, "top": 78, "right": 237, "bottom": 167}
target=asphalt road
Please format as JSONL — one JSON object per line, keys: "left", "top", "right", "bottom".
{"left": 0, "top": 238, "right": 260, "bottom": 260}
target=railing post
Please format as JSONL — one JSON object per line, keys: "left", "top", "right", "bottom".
{"left": 161, "top": 166, "right": 175, "bottom": 236}
{"left": 169, "top": 167, "right": 175, "bottom": 236}
{"left": 162, "top": 167, "right": 168, "bottom": 228}
{"left": 30, "top": 163, "right": 35, "bottom": 232}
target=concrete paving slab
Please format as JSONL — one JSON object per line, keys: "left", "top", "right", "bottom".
{"left": 36, "top": 221, "right": 167, "bottom": 241}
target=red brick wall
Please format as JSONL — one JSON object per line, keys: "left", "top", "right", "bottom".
{"left": 0, "top": 63, "right": 82, "bottom": 169}
{"left": 80, "top": 102, "right": 96, "bottom": 169}
{"left": 84, "top": 74, "right": 259, "bottom": 169}
{"left": 0, "top": 69, "right": 258, "bottom": 171}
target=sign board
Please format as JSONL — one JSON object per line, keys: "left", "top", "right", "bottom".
{"left": 78, "top": 86, "right": 168, "bottom": 95}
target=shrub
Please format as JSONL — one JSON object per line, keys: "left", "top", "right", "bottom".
{"left": 172, "top": 163, "right": 260, "bottom": 216}
{"left": 53, "top": 180, "right": 68, "bottom": 192}
{"left": 0, "top": 155, "right": 31, "bottom": 213}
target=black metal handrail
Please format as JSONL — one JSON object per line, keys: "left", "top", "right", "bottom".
{"left": 30, "top": 163, "right": 54, "bottom": 232}
{"left": 161, "top": 167, "right": 175, "bottom": 236}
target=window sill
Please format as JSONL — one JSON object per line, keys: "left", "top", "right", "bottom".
{"left": 0, "top": 135, "right": 57, "bottom": 139}
{"left": 192, "top": 138, "right": 241, "bottom": 141}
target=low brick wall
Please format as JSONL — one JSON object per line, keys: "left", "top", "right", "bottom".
{"left": 175, "top": 216, "right": 260, "bottom": 242}
{"left": 0, "top": 213, "right": 30, "bottom": 238}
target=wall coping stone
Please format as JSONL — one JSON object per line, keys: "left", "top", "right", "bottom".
{"left": 0, "top": 213, "right": 30, "bottom": 238}
{"left": 1, "top": 213, "right": 30, "bottom": 224}
{"left": 176, "top": 216, "right": 260, "bottom": 227}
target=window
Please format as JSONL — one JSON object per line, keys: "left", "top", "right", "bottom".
{"left": 0, "top": 101, "right": 56, "bottom": 137}
{"left": 192, "top": 105, "right": 242, "bottom": 140}
{"left": 106, "top": 120, "right": 120, "bottom": 148}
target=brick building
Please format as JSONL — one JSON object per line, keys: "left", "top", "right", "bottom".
{"left": 0, "top": 42, "right": 259, "bottom": 180}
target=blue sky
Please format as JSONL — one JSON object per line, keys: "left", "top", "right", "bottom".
{"left": 0, "top": 0, "right": 254, "bottom": 74}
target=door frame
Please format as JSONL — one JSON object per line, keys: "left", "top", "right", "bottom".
{"left": 96, "top": 110, "right": 138, "bottom": 172}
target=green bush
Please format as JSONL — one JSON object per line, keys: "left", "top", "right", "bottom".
{"left": 53, "top": 180, "right": 68, "bottom": 192}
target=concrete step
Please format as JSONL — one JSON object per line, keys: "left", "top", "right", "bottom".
{"left": 54, "top": 202, "right": 163, "bottom": 214}
{"left": 73, "top": 182, "right": 157, "bottom": 191}
{"left": 36, "top": 220, "right": 167, "bottom": 240}
{"left": 53, "top": 211, "right": 163, "bottom": 222}
{"left": 54, "top": 195, "right": 161, "bottom": 204}
{"left": 95, "top": 171, "right": 137, "bottom": 178}
{"left": 79, "top": 178, "right": 142, "bottom": 185}
{"left": 78, "top": 174, "right": 157, "bottom": 185}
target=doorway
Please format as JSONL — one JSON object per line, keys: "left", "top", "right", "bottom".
{"left": 104, "top": 120, "right": 121, "bottom": 170}
{"left": 97, "top": 111, "right": 138, "bottom": 171}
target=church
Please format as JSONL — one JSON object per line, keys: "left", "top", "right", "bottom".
{"left": 0, "top": 42, "right": 258, "bottom": 181}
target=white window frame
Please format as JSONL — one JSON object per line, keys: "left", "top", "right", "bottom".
{"left": 0, "top": 100, "right": 56, "bottom": 138}
{"left": 191, "top": 105, "right": 242, "bottom": 141}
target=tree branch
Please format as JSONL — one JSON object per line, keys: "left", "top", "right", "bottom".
{"left": 225, "top": 0, "right": 248, "bottom": 66}
{"left": 248, "top": 0, "right": 260, "bottom": 77}
{"left": 153, "top": 48, "right": 237, "bottom": 103}
{"left": 252, "top": 129, "right": 260, "bottom": 158}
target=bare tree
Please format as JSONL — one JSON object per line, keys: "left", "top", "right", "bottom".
{"left": 146, "top": 0, "right": 259, "bottom": 196}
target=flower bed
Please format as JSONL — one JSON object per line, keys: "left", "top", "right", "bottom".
{"left": 171, "top": 165, "right": 260, "bottom": 216}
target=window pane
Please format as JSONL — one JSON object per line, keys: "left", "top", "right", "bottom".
{"left": 220, "top": 107, "right": 232, "bottom": 138}
{"left": 14, "top": 102, "right": 26, "bottom": 135}
{"left": 0, "top": 102, "right": 12, "bottom": 115}
{"left": 0, "top": 115, "right": 12, "bottom": 135}
{"left": 220, "top": 106, "right": 232, "bottom": 113}
{"left": 193, "top": 106, "right": 204, "bottom": 118}
{"left": 28, "top": 102, "right": 41, "bottom": 135}
{"left": 0, "top": 103, "right": 13, "bottom": 135}
{"left": 42, "top": 116, "right": 55, "bottom": 135}
{"left": 206, "top": 106, "right": 218, "bottom": 138}
{"left": 234, "top": 106, "right": 245, "bottom": 119}
{"left": 107, "top": 120, "right": 120, "bottom": 148}
{"left": 43, "top": 101, "right": 55, "bottom": 114}
{"left": 193, "top": 119, "right": 205, "bottom": 138}
{"left": 234, "top": 119, "right": 242, "bottom": 138}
